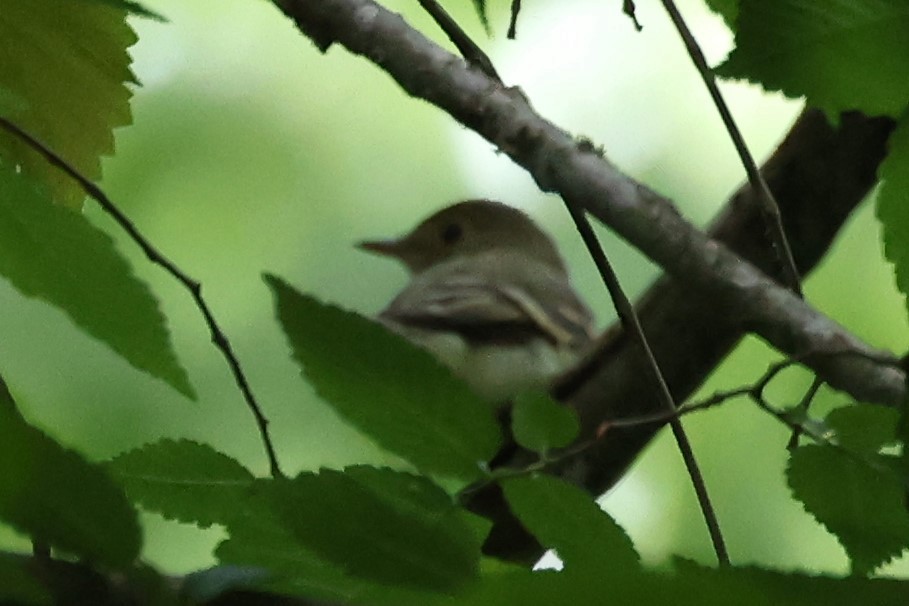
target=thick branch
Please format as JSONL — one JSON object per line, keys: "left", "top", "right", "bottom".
{"left": 276, "top": 0, "right": 903, "bottom": 408}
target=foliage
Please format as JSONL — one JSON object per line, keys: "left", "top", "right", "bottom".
{"left": 1, "top": 0, "right": 909, "bottom": 604}
{"left": 716, "top": 0, "right": 909, "bottom": 118}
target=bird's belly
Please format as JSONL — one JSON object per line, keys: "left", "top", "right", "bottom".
{"left": 397, "top": 327, "right": 575, "bottom": 403}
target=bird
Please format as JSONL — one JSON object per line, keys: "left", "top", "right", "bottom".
{"left": 358, "top": 199, "right": 595, "bottom": 403}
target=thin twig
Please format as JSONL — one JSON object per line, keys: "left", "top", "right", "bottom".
{"left": 507, "top": 0, "right": 521, "bottom": 39}
{"left": 417, "top": 0, "right": 501, "bottom": 81}
{"left": 605, "top": 385, "right": 753, "bottom": 428}
{"left": 622, "top": 0, "right": 644, "bottom": 31}
{"left": 0, "top": 116, "right": 284, "bottom": 479}
{"left": 787, "top": 376, "right": 824, "bottom": 449}
{"left": 659, "top": 0, "right": 802, "bottom": 297}
{"left": 563, "top": 202, "right": 730, "bottom": 566}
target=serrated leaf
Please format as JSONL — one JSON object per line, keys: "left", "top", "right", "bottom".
{"left": 704, "top": 0, "right": 738, "bottom": 29}
{"left": 878, "top": 112, "right": 909, "bottom": 321}
{"left": 264, "top": 467, "right": 481, "bottom": 593}
{"left": 502, "top": 474, "right": 638, "bottom": 571}
{"left": 448, "top": 562, "right": 909, "bottom": 606}
{"left": 266, "top": 275, "right": 501, "bottom": 482}
{"left": 0, "top": 377, "right": 141, "bottom": 567}
{"left": 0, "top": 0, "right": 136, "bottom": 209}
{"left": 716, "top": 0, "right": 909, "bottom": 117}
{"left": 511, "top": 391, "right": 579, "bottom": 454}
{"left": 788, "top": 444, "right": 909, "bottom": 575}
{"left": 0, "top": 166, "right": 194, "bottom": 397}
{"left": 107, "top": 439, "right": 254, "bottom": 528}
{"left": 217, "top": 496, "right": 444, "bottom": 605}
{"left": 826, "top": 404, "right": 900, "bottom": 455}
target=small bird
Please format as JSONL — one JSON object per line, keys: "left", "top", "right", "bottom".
{"left": 358, "top": 200, "right": 595, "bottom": 403}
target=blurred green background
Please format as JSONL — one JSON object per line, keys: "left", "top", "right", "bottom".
{"left": 1, "top": 0, "right": 906, "bottom": 577}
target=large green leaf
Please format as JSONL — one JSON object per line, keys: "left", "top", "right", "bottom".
{"left": 266, "top": 275, "right": 501, "bottom": 482}
{"left": 501, "top": 474, "right": 638, "bottom": 571}
{"left": 265, "top": 467, "right": 482, "bottom": 593}
{"left": 704, "top": 0, "right": 738, "bottom": 29}
{"left": 510, "top": 391, "right": 579, "bottom": 454}
{"left": 107, "top": 439, "right": 254, "bottom": 528}
{"left": 788, "top": 444, "right": 909, "bottom": 575}
{"left": 826, "top": 404, "right": 900, "bottom": 455}
{"left": 0, "top": 166, "right": 194, "bottom": 397}
{"left": 877, "top": 112, "right": 909, "bottom": 321}
{"left": 0, "top": 556, "right": 49, "bottom": 606}
{"left": 0, "top": 377, "right": 141, "bottom": 567}
{"left": 423, "top": 563, "right": 909, "bottom": 606}
{"left": 717, "top": 0, "right": 909, "bottom": 117}
{"left": 0, "top": 0, "right": 136, "bottom": 209}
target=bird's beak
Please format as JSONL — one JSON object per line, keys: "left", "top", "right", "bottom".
{"left": 357, "top": 238, "right": 405, "bottom": 258}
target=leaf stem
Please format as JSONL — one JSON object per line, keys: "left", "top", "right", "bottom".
{"left": 658, "top": 0, "right": 802, "bottom": 296}
{"left": 563, "top": 202, "right": 730, "bottom": 566}
{"left": 0, "top": 116, "right": 284, "bottom": 479}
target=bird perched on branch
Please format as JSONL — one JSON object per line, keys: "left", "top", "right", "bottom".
{"left": 358, "top": 199, "right": 595, "bottom": 403}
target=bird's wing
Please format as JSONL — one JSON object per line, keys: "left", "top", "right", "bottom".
{"left": 380, "top": 272, "right": 593, "bottom": 348}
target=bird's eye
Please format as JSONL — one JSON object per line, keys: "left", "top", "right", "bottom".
{"left": 441, "top": 223, "right": 463, "bottom": 245}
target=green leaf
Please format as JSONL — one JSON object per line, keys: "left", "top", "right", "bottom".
{"left": 0, "top": 0, "right": 137, "bottom": 209}
{"left": 788, "top": 444, "right": 909, "bottom": 575}
{"left": 441, "top": 562, "right": 909, "bottom": 606}
{"left": 826, "top": 404, "right": 900, "bottom": 455}
{"left": 0, "top": 377, "right": 141, "bottom": 567}
{"left": 217, "top": 496, "right": 358, "bottom": 603}
{"left": 502, "top": 474, "right": 638, "bottom": 571}
{"left": 511, "top": 391, "right": 579, "bottom": 454}
{"left": 0, "top": 556, "right": 50, "bottom": 606}
{"left": 0, "top": 166, "right": 194, "bottom": 397}
{"left": 704, "top": 0, "right": 738, "bottom": 29}
{"left": 716, "top": 0, "right": 909, "bottom": 117}
{"left": 462, "top": 562, "right": 909, "bottom": 606}
{"left": 265, "top": 467, "right": 481, "bottom": 593}
{"left": 471, "top": 0, "right": 490, "bottom": 32}
{"left": 878, "top": 112, "right": 909, "bottom": 322}
{"left": 217, "top": 495, "right": 444, "bottom": 605}
{"left": 266, "top": 275, "right": 501, "bottom": 482}
{"left": 107, "top": 439, "right": 254, "bottom": 528}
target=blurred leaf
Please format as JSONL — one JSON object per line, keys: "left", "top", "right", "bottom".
{"left": 0, "top": 377, "right": 141, "bottom": 567}
{"left": 218, "top": 495, "right": 445, "bottom": 605}
{"left": 217, "top": 494, "right": 359, "bottom": 604}
{"left": 266, "top": 275, "right": 501, "bottom": 482}
{"left": 470, "top": 0, "right": 490, "bottom": 31}
{"left": 265, "top": 467, "right": 481, "bottom": 593}
{"left": 501, "top": 474, "right": 638, "bottom": 571}
{"left": 717, "top": 0, "right": 909, "bottom": 117}
{"left": 511, "top": 391, "right": 579, "bottom": 454}
{"left": 181, "top": 566, "right": 272, "bottom": 604}
{"left": 787, "top": 444, "right": 909, "bottom": 575}
{"left": 704, "top": 0, "right": 738, "bottom": 29}
{"left": 108, "top": 439, "right": 253, "bottom": 528}
{"left": 0, "top": 166, "right": 194, "bottom": 397}
{"left": 0, "top": 0, "right": 136, "bottom": 209}
{"left": 0, "top": 556, "right": 49, "bottom": 606}
{"left": 826, "top": 404, "right": 900, "bottom": 455}
{"left": 878, "top": 112, "right": 909, "bottom": 322}
{"left": 437, "top": 561, "right": 909, "bottom": 606}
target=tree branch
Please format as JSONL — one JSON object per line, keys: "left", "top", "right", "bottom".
{"left": 272, "top": 0, "right": 899, "bottom": 561}
{"left": 274, "top": 0, "right": 902, "bottom": 408}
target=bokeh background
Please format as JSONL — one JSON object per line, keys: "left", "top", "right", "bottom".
{"left": 1, "top": 0, "right": 906, "bottom": 577}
